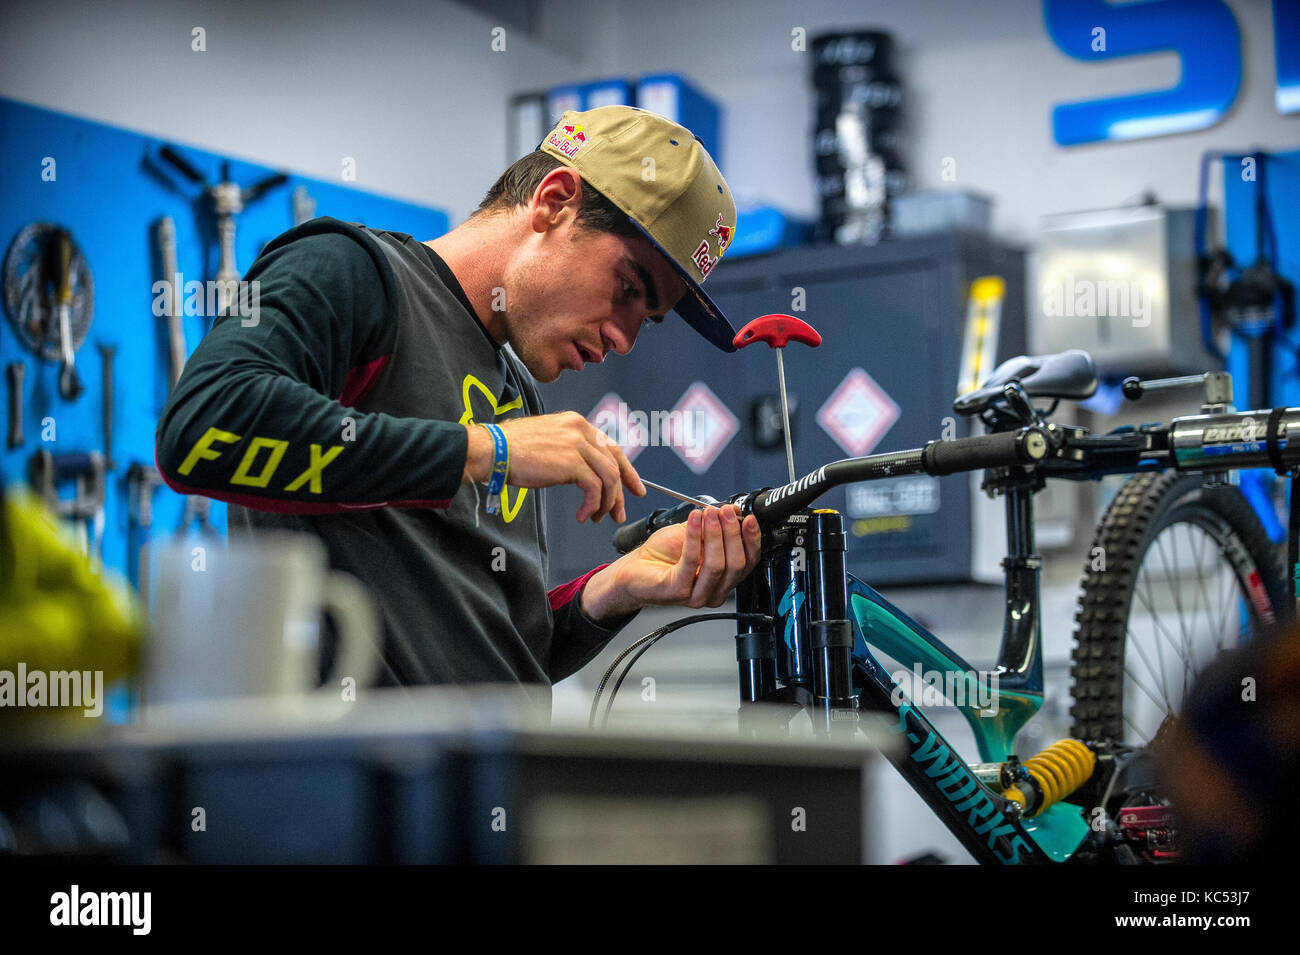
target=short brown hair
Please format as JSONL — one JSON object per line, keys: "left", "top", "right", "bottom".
{"left": 474, "top": 150, "right": 641, "bottom": 239}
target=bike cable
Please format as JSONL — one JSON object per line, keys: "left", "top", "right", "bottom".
{"left": 588, "top": 612, "right": 772, "bottom": 729}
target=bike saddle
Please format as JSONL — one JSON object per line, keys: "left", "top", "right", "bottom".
{"left": 953, "top": 349, "right": 1098, "bottom": 417}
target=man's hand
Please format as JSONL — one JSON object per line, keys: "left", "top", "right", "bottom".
{"left": 580, "top": 503, "right": 762, "bottom": 623}
{"left": 463, "top": 412, "right": 645, "bottom": 523}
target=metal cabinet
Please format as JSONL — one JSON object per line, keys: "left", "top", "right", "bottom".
{"left": 538, "top": 232, "right": 1025, "bottom": 587}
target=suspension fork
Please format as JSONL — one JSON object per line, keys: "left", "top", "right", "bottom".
{"left": 735, "top": 510, "right": 857, "bottom": 737}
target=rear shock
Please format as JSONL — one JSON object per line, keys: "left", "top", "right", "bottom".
{"left": 971, "top": 739, "right": 1097, "bottom": 817}
{"left": 1005, "top": 739, "right": 1095, "bottom": 817}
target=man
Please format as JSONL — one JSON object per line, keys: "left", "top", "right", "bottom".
{"left": 154, "top": 105, "right": 760, "bottom": 700}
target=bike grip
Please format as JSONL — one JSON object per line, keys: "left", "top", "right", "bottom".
{"left": 613, "top": 513, "right": 658, "bottom": 554}
{"left": 921, "top": 428, "right": 1046, "bottom": 476}
{"left": 612, "top": 500, "right": 698, "bottom": 554}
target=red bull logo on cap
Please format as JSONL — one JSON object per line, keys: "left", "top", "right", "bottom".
{"left": 692, "top": 211, "right": 734, "bottom": 277}
{"left": 547, "top": 123, "right": 588, "bottom": 159}
{"left": 708, "top": 214, "right": 733, "bottom": 255}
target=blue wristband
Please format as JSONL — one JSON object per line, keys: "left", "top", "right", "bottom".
{"left": 482, "top": 423, "right": 508, "bottom": 514}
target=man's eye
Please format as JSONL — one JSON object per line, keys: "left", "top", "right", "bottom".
{"left": 621, "top": 280, "right": 639, "bottom": 300}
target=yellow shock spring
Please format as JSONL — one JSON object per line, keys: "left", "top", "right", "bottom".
{"left": 1005, "top": 739, "right": 1095, "bottom": 817}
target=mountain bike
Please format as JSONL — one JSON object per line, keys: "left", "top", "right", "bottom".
{"left": 598, "top": 348, "right": 1292, "bottom": 864}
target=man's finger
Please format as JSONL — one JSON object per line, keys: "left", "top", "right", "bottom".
{"left": 690, "top": 507, "right": 726, "bottom": 606}
{"left": 675, "top": 508, "right": 703, "bottom": 590}
{"left": 724, "top": 514, "right": 763, "bottom": 602}
{"left": 707, "top": 507, "right": 746, "bottom": 606}
{"left": 578, "top": 441, "right": 621, "bottom": 523}
{"left": 608, "top": 447, "right": 641, "bottom": 522}
{"left": 575, "top": 470, "right": 603, "bottom": 523}
{"left": 742, "top": 514, "right": 762, "bottom": 567}
{"left": 613, "top": 444, "right": 646, "bottom": 498}
{"left": 720, "top": 505, "right": 746, "bottom": 578}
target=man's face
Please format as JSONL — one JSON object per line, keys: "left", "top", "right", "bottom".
{"left": 500, "top": 214, "right": 688, "bottom": 384}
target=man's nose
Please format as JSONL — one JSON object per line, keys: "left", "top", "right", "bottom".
{"left": 601, "top": 313, "right": 639, "bottom": 357}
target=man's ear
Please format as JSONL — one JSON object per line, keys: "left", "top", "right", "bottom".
{"left": 529, "top": 167, "right": 583, "bottom": 234}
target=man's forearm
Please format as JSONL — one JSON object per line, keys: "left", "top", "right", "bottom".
{"left": 578, "top": 560, "right": 643, "bottom": 625}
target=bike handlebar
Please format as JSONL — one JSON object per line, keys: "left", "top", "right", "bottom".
{"left": 613, "top": 426, "right": 1049, "bottom": 553}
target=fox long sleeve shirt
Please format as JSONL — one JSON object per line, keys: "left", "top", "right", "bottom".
{"left": 154, "top": 217, "right": 638, "bottom": 697}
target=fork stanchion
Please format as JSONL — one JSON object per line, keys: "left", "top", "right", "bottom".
{"left": 805, "top": 510, "right": 859, "bottom": 736}
{"left": 768, "top": 544, "right": 812, "bottom": 691}
{"left": 734, "top": 571, "right": 777, "bottom": 704}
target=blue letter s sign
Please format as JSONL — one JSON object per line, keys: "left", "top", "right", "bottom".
{"left": 1277, "top": 0, "right": 1300, "bottom": 114}
{"left": 1045, "top": 0, "right": 1241, "bottom": 145}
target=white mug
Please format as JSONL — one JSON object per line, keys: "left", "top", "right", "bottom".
{"left": 146, "top": 531, "right": 380, "bottom": 706}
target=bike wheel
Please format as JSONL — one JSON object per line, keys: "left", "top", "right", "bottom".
{"left": 1069, "top": 470, "right": 1288, "bottom": 745}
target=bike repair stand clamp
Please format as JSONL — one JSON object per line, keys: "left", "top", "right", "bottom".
{"left": 732, "top": 314, "right": 823, "bottom": 482}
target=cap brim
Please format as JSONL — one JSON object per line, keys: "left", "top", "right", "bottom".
{"left": 629, "top": 221, "right": 737, "bottom": 353}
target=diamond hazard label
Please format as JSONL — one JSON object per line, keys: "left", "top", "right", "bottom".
{"left": 666, "top": 382, "right": 739, "bottom": 474}
{"left": 587, "top": 392, "right": 648, "bottom": 463}
{"left": 817, "top": 368, "right": 900, "bottom": 457}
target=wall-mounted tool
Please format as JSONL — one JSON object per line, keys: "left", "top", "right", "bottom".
{"left": 155, "top": 216, "right": 187, "bottom": 390}
{"left": 97, "top": 342, "right": 117, "bottom": 470}
{"left": 176, "top": 492, "right": 217, "bottom": 540}
{"left": 293, "top": 185, "right": 317, "bottom": 226}
{"left": 152, "top": 214, "right": 213, "bottom": 535}
{"left": 53, "top": 230, "right": 84, "bottom": 399}
{"left": 3, "top": 223, "right": 94, "bottom": 397}
{"left": 28, "top": 450, "right": 107, "bottom": 565}
{"left": 6, "top": 362, "right": 24, "bottom": 448}
{"left": 126, "top": 462, "right": 162, "bottom": 603}
{"left": 154, "top": 145, "right": 287, "bottom": 323}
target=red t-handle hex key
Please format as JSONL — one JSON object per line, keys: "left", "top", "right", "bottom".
{"left": 733, "top": 314, "right": 822, "bottom": 482}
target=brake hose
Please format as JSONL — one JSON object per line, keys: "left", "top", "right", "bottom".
{"left": 588, "top": 612, "right": 772, "bottom": 729}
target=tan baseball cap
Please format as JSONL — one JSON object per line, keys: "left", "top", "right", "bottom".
{"left": 538, "top": 105, "right": 739, "bottom": 352}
